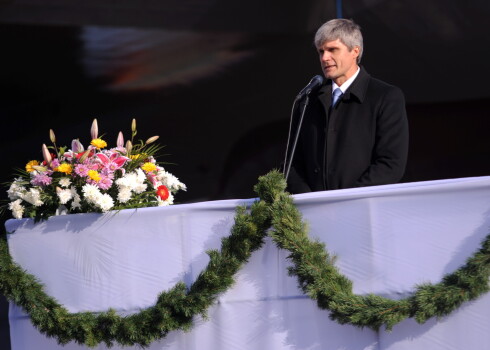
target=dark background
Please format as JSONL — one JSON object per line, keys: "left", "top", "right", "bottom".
{"left": 1, "top": 0, "right": 489, "bottom": 348}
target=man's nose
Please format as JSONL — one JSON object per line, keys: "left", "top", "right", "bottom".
{"left": 321, "top": 52, "right": 330, "bottom": 62}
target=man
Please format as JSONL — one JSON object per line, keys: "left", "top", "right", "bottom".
{"left": 287, "top": 18, "right": 409, "bottom": 193}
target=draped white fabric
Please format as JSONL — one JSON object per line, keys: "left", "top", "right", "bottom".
{"left": 6, "top": 176, "right": 490, "bottom": 350}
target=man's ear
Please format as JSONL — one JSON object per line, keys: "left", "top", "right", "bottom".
{"left": 352, "top": 46, "right": 360, "bottom": 59}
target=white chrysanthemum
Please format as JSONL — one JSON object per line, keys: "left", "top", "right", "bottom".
{"left": 115, "top": 175, "right": 129, "bottom": 188}
{"left": 82, "top": 184, "right": 102, "bottom": 204}
{"left": 98, "top": 194, "right": 114, "bottom": 212}
{"left": 116, "top": 172, "right": 139, "bottom": 190}
{"left": 116, "top": 169, "right": 147, "bottom": 196}
{"left": 21, "top": 188, "right": 44, "bottom": 207}
{"left": 58, "top": 177, "right": 72, "bottom": 188}
{"left": 9, "top": 199, "right": 25, "bottom": 219}
{"left": 156, "top": 169, "right": 187, "bottom": 192}
{"left": 70, "top": 187, "right": 81, "bottom": 209}
{"left": 117, "top": 187, "right": 132, "bottom": 203}
{"left": 133, "top": 183, "right": 147, "bottom": 194}
{"left": 7, "top": 179, "right": 26, "bottom": 200}
{"left": 57, "top": 188, "right": 73, "bottom": 205}
{"left": 157, "top": 192, "right": 174, "bottom": 206}
{"left": 136, "top": 168, "right": 146, "bottom": 182}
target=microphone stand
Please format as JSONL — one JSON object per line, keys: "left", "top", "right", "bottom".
{"left": 283, "top": 94, "right": 310, "bottom": 181}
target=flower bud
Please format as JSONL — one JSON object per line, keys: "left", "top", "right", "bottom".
{"left": 32, "top": 165, "right": 48, "bottom": 172}
{"left": 145, "top": 135, "right": 159, "bottom": 145}
{"left": 49, "top": 129, "right": 56, "bottom": 143}
{"left": 131, "top": 118, "right": 137, "bottom": 132}
{"left": 126, "top": 140, "right": 133, "bottom": 154}
{"left": 71, "top": 139, "right": 84, "bottom": 153}
{"left": 78, "top": 150, "right": 91, "bottom": 163}
{"left": 117, "top": 131, "right": 124, "bottom": 148}
{"left": 91, "top": 119, "right": 98, "bottom": 140}
{"left": 42, "top": 144, "right": 52, "bottom": 164}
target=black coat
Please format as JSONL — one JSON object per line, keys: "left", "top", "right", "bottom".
{"left": 287, "top": 68, "right": 409, "bottom": 193}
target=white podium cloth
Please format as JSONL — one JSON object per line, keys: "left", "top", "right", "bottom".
{"left": 6, "top": 176, "right": 490, "bottom": 350}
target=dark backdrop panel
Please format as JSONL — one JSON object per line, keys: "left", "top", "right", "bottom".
{"left": 1, "top": 1, "right": 490, "bottom": 348}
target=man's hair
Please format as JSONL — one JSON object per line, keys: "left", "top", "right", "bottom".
{"left": 314, "top": 19, "right": 364, "bottom": 63}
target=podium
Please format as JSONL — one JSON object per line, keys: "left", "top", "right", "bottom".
{"left": 6, "top": 176, "right": 490, "bottom": 349}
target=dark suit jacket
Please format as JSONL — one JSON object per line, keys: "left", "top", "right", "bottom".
{"left": 287, "top": 68, "right": 409, "bottom": 193}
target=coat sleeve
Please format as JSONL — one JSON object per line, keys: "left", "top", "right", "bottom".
{"left": 355, "top": 86, "right": 409, "bottom": 187}
{"left": 286, "top": 162, "right": 312, "bottom": 193}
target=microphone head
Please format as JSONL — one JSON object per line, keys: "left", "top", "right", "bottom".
{"left": 295, "top": 75, "right": 325, "bottom": 101}
{"left": 305, "top": 75, "right": 324, "bottom": 95}
{"left": 310, "top": 75, "right": 324, "bottom": 85}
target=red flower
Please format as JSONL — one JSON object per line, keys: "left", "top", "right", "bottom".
{"left": 156, "top": 185, "right": 169, "bottom": 201}
{"left": 76, "top": 150, "right": 94, "bottom": 160}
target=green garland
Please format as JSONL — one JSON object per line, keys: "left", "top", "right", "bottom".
{"left": 268, "top": 172, "right": 490, "bottom": 330}
{"left": 0, "top": 186, "right": 275, "bottom": 347}
{"left": 1, "top": 170, "right": 490, "bottom": 347}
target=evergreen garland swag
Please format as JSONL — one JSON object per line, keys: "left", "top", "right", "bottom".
{"left": 0, "top": 170, "right": 489, "bottom": 347}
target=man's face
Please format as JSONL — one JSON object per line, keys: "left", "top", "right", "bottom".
{"left": 317, "top": 39, "right": 360, "bottom": 86}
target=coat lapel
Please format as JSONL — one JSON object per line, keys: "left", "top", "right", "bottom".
{"left": 343, "top": 67, "right": 370, "bottom": 103}
{"left": 318, "top": 81, "right": 332, "bottom": 119}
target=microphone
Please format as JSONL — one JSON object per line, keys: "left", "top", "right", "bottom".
{"left": 295, "top": 75, "right": 324, "bottom": 100}
{"left": 284, "top": 76, "right": 323, "bottom": 180}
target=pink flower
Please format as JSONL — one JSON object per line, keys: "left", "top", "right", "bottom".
{"left": 31, "top": 173, "right": 52, "bottom": 186}
{"left": 147, "top": 172, "right": 158, "bottom": 187}
{"left": 96, "top": 152, "right": 129, "bottom": 173}
{"left": 50, "top": 158, "right": 61, "bottom": 169}
{"left": 63, "top": 151, "right": 75, "bottom": 161}
{"left": 75, "top": 164, "right": 90, "bottom": 177}
{"left": 97, "top": 174, "right": 113, "bottom": 190}
{"left": 61, "top": 140, "right": 84, "bottom": 162}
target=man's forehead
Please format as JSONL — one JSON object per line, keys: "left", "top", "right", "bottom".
{"left": 317, "top": 38, "right": 346, "bottom": 49}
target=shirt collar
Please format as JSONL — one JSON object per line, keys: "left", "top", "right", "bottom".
{"left": 332, "top": 66, "right": 361, "bottom": 94}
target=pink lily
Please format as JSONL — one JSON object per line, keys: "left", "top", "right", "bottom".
{"left": 147, "top": 172, "right": 158, "bottom": 187}
{"left": 96, "top": 152, "right": 129, "bottom": 173}
{"left": 64, "top": 139, "right": 85, "bottom": 161}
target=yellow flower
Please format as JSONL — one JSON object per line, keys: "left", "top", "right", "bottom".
{"left": 87, "top": 170, "right": 101, "bottom": 182}
{"left": 130, "top": 154, "right": 141, "bottom": 160}
{"left": 90, "top": 138, "right": 107, "bottom": 149}
{"left": 25, "top": 160, "right": 39, "bottom": 172}
{"left": 55, "top": 163, "right": 73, "bottom": 175}
{"left": 141, "top": 162, "right": 157, "bottom": 173}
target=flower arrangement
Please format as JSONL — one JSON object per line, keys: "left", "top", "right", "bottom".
{"left": 4, "top": 119, "right": 186, "bottom": 221}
